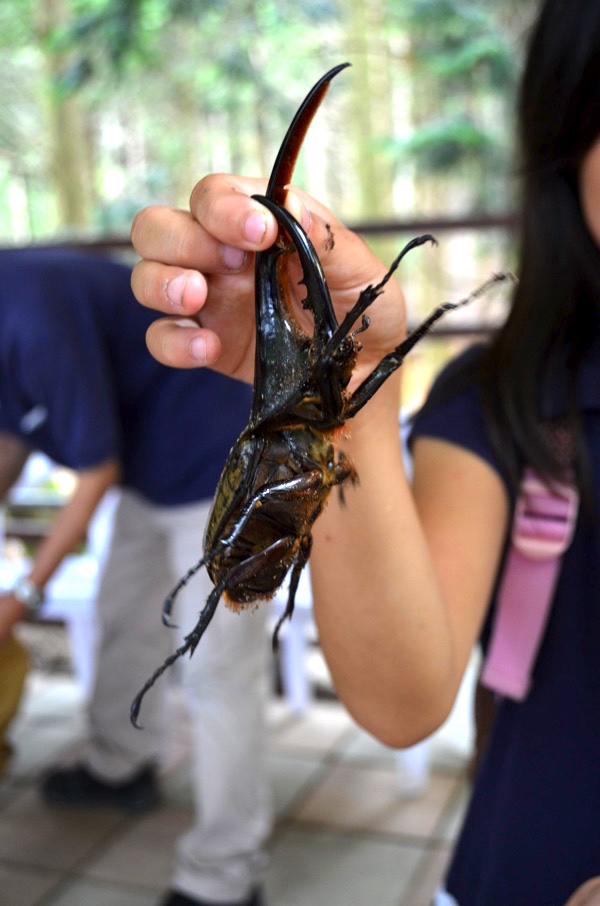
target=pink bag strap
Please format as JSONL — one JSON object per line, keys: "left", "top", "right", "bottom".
{"left": 480, "top": 467, "right": 579, "bottom": 701}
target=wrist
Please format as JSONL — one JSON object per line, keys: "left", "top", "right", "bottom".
{"left": 13, "top": 576, "right": 45, "bottom": 612}
{"left": 343, "top": 374, "right": 403, "bottom": 447}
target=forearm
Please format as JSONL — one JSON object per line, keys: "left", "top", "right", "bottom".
{"left": 0, "top": 434, "right": 31, "bottom": 499}
{"left": 28, "top": 459, "right": 120, "bottom": 589}
{"left": 311, "top": 371, "right": 509, "bottom": 747}
{"left": 0, "top": 459, "right": 120, "bottom": 643}
{"left": 310, "top": 376, "right": 454, "bottom": 746}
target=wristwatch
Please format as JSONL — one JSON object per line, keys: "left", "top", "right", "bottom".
{"left": 13, "top": 577, "right": 45, "bottom": 612}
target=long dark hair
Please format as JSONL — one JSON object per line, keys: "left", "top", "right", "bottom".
{"left": 480, "top": 0, "right": 600, "bottom": 490}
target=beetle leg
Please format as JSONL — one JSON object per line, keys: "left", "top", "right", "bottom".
{"left": 161, "top": 553, "right": 213, "bottom": 627}
{"left": 318, "top": 234, "right": 437, "bottom": 364}
{"left": 131, "top": 536, "right": 301, "bottom": 729}
{"left": 344, "top": 272, "right": 515, "bottom": 420}
{"left": 335, "top": 451, "right": 359, "bottom": 506}
{"left": 223, "top": 468, "right": 325, "bottom": 550}
{"left": 131, "top": 570, "right": 229, "bottom": 728}
{"left": 272, "top": 533, "right": 312, "bottom": 650}
{"left": 227, "top": 536, "right": 297, "bottom": 587}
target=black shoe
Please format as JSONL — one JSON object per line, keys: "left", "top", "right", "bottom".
{"left": 41, "top": 763, "right": 160, "bottom": 813}
{"left": 159, "top": 887, "right": 264, "bottom": 906}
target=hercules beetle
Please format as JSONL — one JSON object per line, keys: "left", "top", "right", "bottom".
{"left": 131, "top": 63, "right": 511, "bottom": 726}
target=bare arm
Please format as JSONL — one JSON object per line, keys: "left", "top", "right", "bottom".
{"left": 310, "top": 377, "right": 508, "bottom": 746}
{"left": 27, "top": 458, "right": 120, "bottom": 589}
{"left": 0, "top": 458, "right": 120, "bottom": 642}
{"left": 0, "top": 433, "right": 31, "bottom": 499}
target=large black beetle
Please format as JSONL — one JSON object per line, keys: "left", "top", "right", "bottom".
{"left": 131, "top": 64, "right": 510, "bottom": 726}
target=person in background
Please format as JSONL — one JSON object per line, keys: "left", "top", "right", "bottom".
{"left": 0, "top": 247, "right": 269, "bottom": 906}
{"left": 128, "top": 0, "right": 600, "bottom": 902}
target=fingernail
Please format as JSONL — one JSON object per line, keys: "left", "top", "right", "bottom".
{"left": 220, "top": 244, "right": 247, "bottom": 270}
{"left": 166, "top": 274, "right": 187, "bottom": 310}
{"left": 243, "top": 210, "right": 267, "bottom": 245}
{"left": 191, "top": 336, "right": 207, "bottom": 363}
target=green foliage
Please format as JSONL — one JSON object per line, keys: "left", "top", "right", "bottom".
{"left": 426, "top": 35, "right": 514, "bottom": 88}
{"left": 396, "top": 116, "right": 494, "bottom": 171}
{"left": 370, "top": 0, "right": 532, "bottom": 213}
{"left": 50, "top": 0, "right": 340, "bottom": 89}
{"left": 0, "top": 0, "right": 532, "bottom": 241}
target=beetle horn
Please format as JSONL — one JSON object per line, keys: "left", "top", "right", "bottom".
{"left": 266, "top": 62, "right": 350, "bottom": 205}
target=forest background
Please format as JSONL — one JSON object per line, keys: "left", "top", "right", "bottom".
{"left": 1, "top": 0, "right": 539, "bottom": 403}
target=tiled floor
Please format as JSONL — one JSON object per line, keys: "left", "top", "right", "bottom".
{"left": 0, "top": 655, "right": 476, "bottom": 906}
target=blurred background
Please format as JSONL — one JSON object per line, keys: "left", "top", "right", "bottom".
{"left": 2, "top": 0, "right": 535, "bottom": 235}
{"left": 0, "top": 4, "right": 545, "bottom": 903}
{"left": 0, "top": 0, "right": 544, "bottom": 660}
{"left": 2, "top": 0, "right": 537, "bottom": 410}
{"left": 1, "top": 0, "right": 539, "bottom": 675}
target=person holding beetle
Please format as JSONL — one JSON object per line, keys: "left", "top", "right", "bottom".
{"left": 129, "top": 0, "right": 600, "bottom": 902}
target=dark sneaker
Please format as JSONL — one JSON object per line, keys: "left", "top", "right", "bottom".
{"left": 41, "top": 763, "right": 160, "bottom": 813}
{"left": 159, "top": 887, "right": 265, "bottom": 906}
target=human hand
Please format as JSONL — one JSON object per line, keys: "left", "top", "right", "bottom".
{"left": 0, "top": 594, "right": 26, "bottom": 645}
{"left": 130, "top": 175, "right": 417, "bottom": 391}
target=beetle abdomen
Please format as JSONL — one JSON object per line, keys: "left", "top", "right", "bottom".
{"left": 204, "top": 426, "right": 336, "bottom": 603}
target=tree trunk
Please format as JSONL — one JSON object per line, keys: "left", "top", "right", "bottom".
{"left": 37, "top": 0, "right": 91, "bottom": 231}
{"left": 344, "top": 0, "right": 395, "bottom": 219}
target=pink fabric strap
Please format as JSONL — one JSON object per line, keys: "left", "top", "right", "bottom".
{"left": 481, "top": 468, "right": 579, "bottom": 701}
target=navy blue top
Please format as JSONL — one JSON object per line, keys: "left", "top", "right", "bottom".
{"left": 410, "top": 342, "right": 600, "bottom": 905}
{"left": 0, "top": 248, "right": 251, "bottom": 505}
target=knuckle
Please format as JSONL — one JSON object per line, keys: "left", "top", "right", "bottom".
{"left": 190, "top": 174, "right": 257, "bottom": 246}
{"left": 147, "top": 322, "right": 173, "bottom": 366}
{"left": 130, "top": 261, "right": 159, "bottom": 310}
{"left": 173, "top": 225, "right": 201, "bottom": 267}
{"left": 189, "top": 174, "right": 219, "bottom": 216}
{"left": 143, "top": 265, "right": 161, "bottom": 308}
{"left": 129, "top": 205, "right": 152, "bottom": 250}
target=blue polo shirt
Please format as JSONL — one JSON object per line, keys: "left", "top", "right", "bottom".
{"left": 0, "top": 248, "right": 251, "bottom": 505}
{"left": 410, "top": 342, "right": 600, "bottom": 904}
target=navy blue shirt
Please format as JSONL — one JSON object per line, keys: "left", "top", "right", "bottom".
{"left": 411, "top": 342, "right": 600, "bottom": 905}
{"left": 0, "top": 248, "right": 251, "bottom": 505}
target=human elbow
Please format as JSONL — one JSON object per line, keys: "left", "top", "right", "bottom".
{"left": 345, "top": 681, "right": 456, "bottom": 750}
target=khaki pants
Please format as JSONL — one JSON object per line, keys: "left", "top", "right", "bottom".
{"left": 83, "top": 490, "right": 271, "bottom": 902}
{"left": 0, "top": 635, "right": 30, "bottom": 777}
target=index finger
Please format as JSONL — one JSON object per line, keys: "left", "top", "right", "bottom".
{"left": 189, "top": 174, "right": 280, "bottom": 250}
